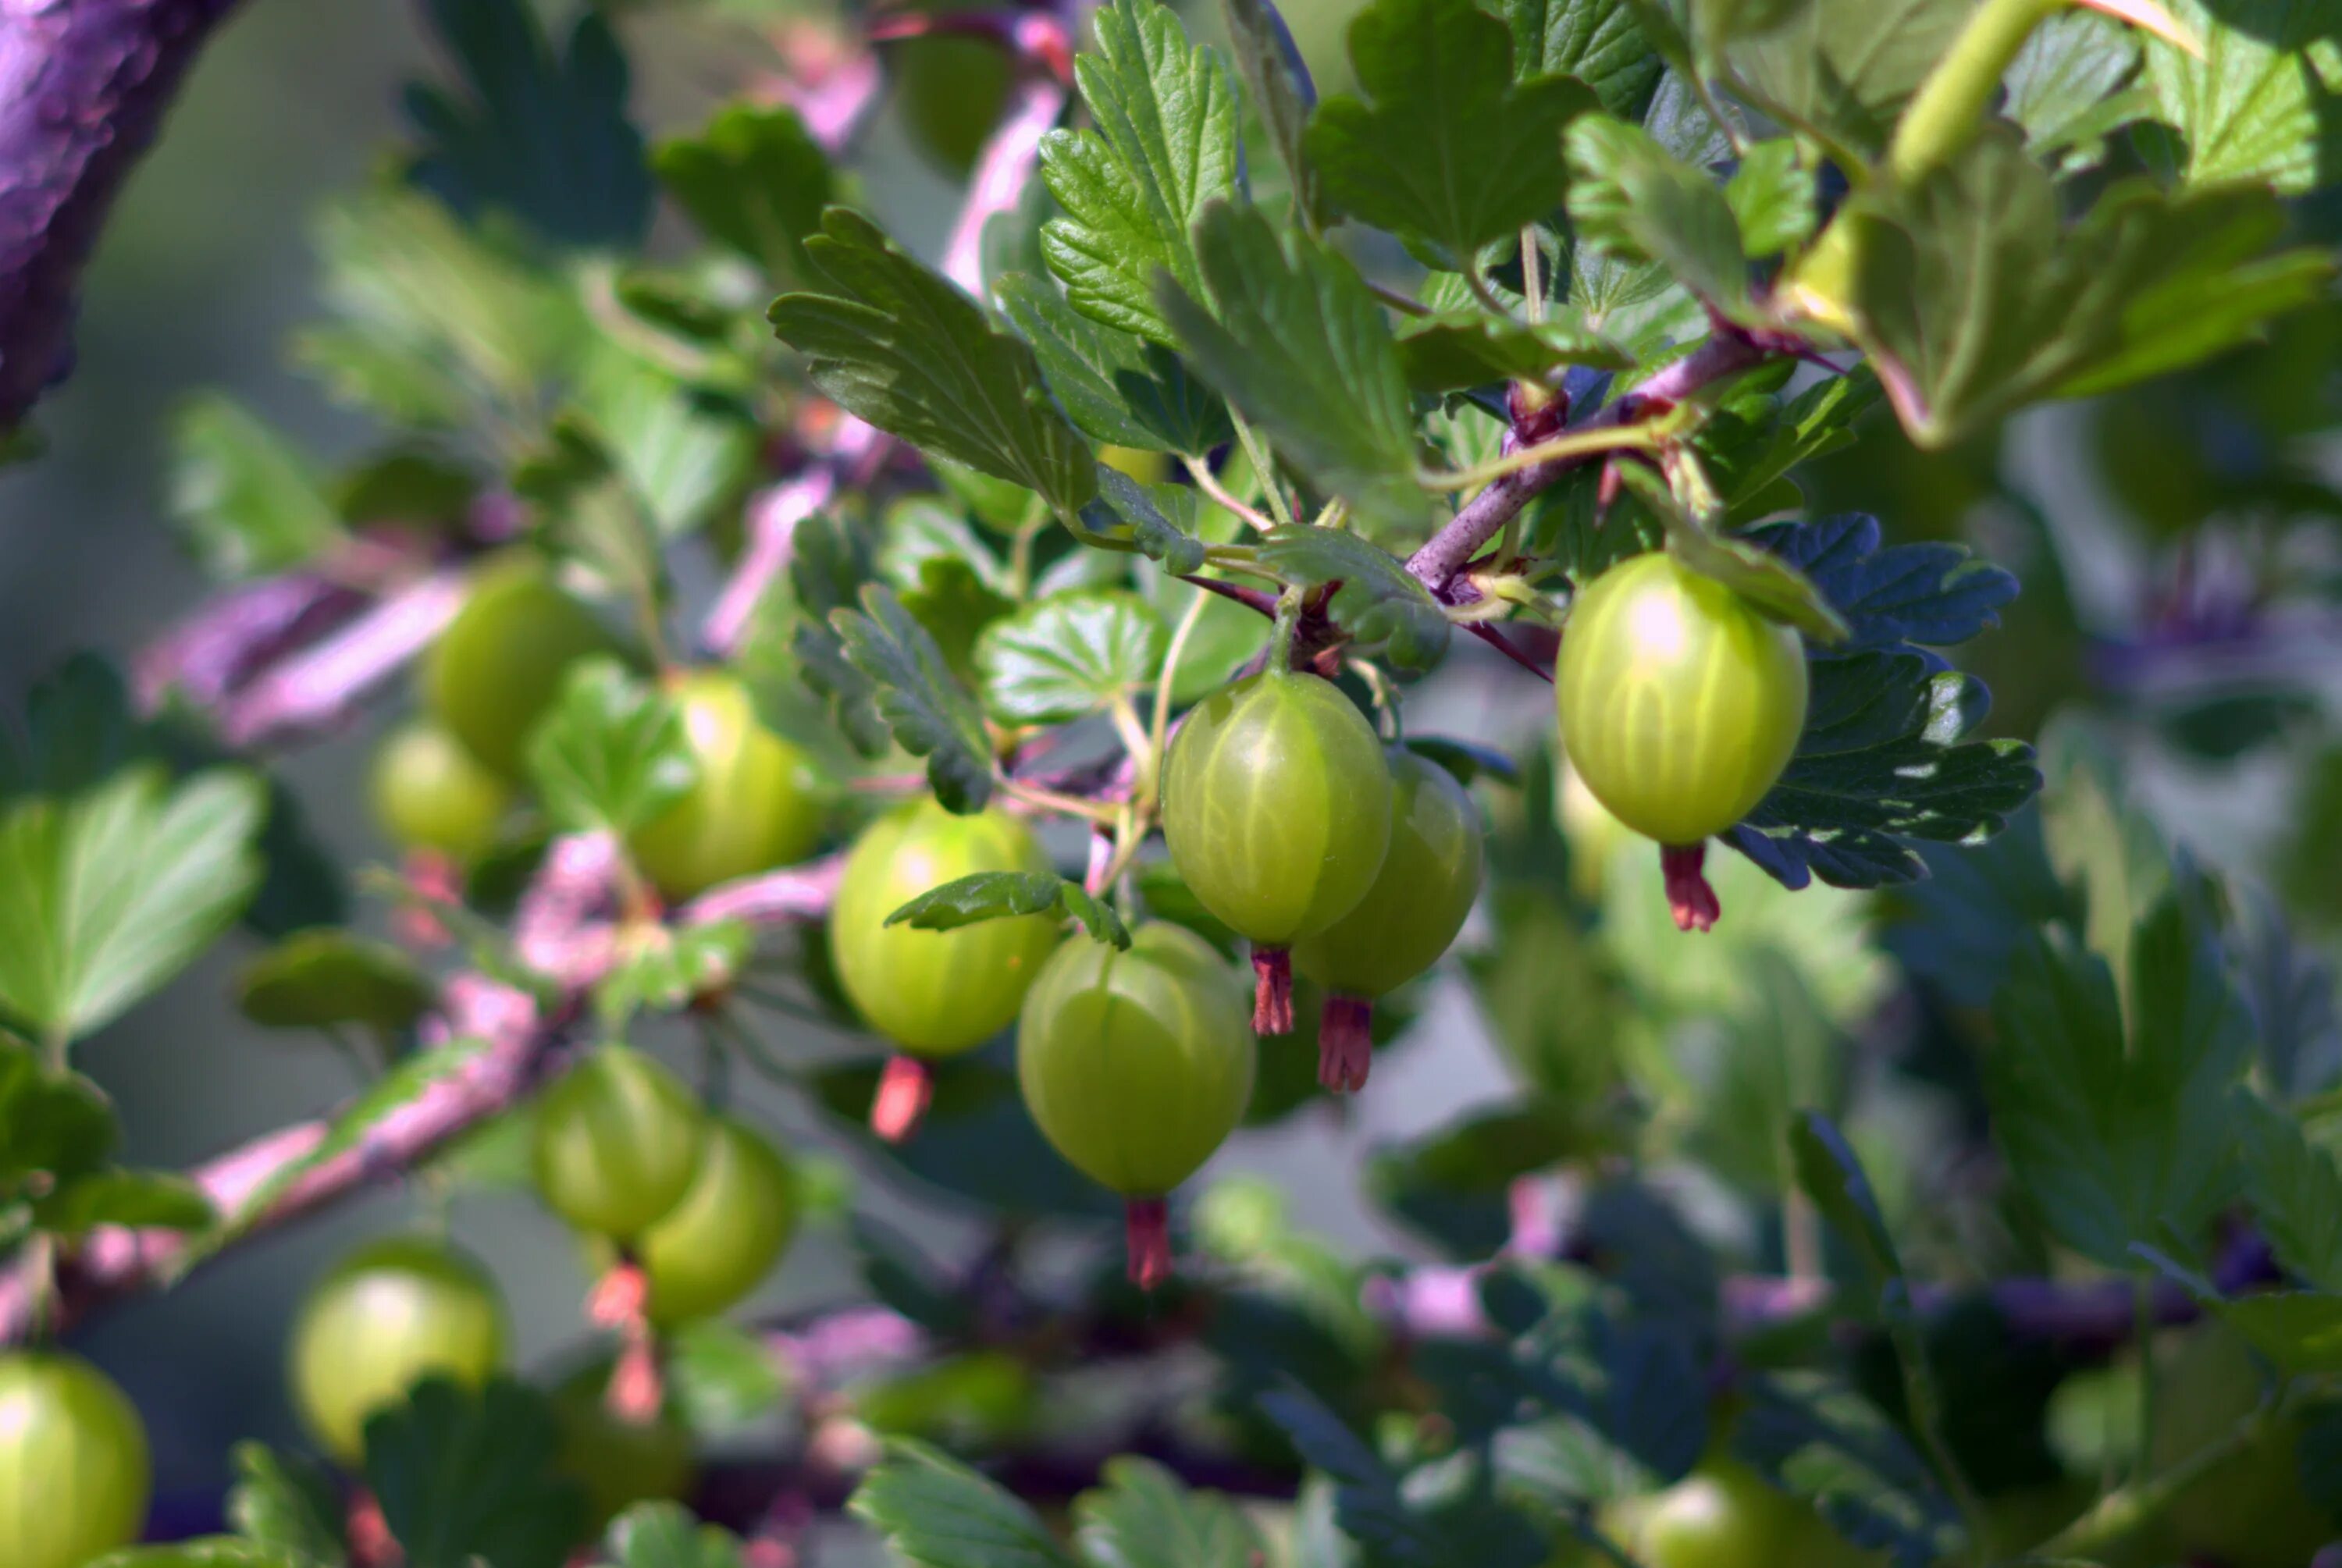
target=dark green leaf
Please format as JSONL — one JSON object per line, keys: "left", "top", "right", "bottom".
{"left": 404, "top": 0, "right": 651, "bottom": 248}
{"left": 1499, "top": 1287, "right": 1708, "bottom": 1499}
{"left": 0, "top": 1041, "right": 115, "bottom": 1189}
{"left": 1744, "top": 513, "right": 2016, "bottom": 654}
{"left": 2230, "top": 880, "right": 2342, "bottom": 1100}
{"left": 1304, "top": 0, "right": 1597, "bottom": 268}
{"left": 236, "top": 931, "right": 435, "bottom": 1033}
{"left": 1255, "top": 525, "right": 1450, "bottom": 670}
{"left": 995, "top": 274, "right": 1230, "bottom": 457}
{"left": 1094, "top": 471, "right": 1210, "bottom": 576}
{"left": 885, "top": 870, "right": 1131, "bottom": 949}
{"left": 2137, "top": 1246, "right": 2342, "bottom": 1377}
{"left": 1791, "top": 1111, "right": 1901, "bottom": 1285}
{"left": 1985, "top": 890, "right": 2253, "bottom": 1270}
{"left": 2004, "top": 11, "right": 2145, "bottom": 162}
{"left": 849, "top": 1438, "right": 1077, "bottom": 1568}
{"left": 363, "top": 1377, "right": 586, "bottom": 1568}
{"left": 975, "top": 591, "right": 1165, "bottom": 724}
{"left": 789, "top": 511, "right": 887, "bottom": 756}
{"left": 227, "top": 1442, "right": 346, "bottom": 1566}
{"left": 1503, "top": 0, "right": 1661, "bottom": 113}
{"left": 1074, "top": 1456, "right": 1264, "bottom": 1568}
{"left": 1567, "top": 113, "right": 1750, "bottom": 315}
{"left": 607, "top": 1502, "right": 744, "bottom": 1568}
{"left": 654, "top": 103, "right": 833, "bottom": 284}
{"left": 1878, "top": 810, "right": 2075, "bottom": 1007}
{"left": 833, "top": 585, "right": 995, "bottom": 812}
{"left": 1039, "top": 0, "right": 1242, "bottom": 346}
{"left": 526, "top": 660, "right": 696, "bottom": 837}
{"left": 2143, "top": 0, "right": 2342, "bottom": 194}
{"left": 167, "top": 396, "right": 343, "bottom": 579}
{"left": 1404, "top": 735, "right": 1518, "bottom": 785}
{"left": 1220, "top": 0, "right": 1330, "bottom": 229}
{"left": 1731, "top": 1371, "right": 1963, "bottom": 1566}
{"left": 1158, "top": 203, "right": 1423, "bottom": 526}
{"left": 35, "top": 1168, "right": 212, "bottom": 1238}
{"left": 1368, "top": 1104, "right": 1601, "bottom": 1256}
{"left": 2238, "top": 1091, "right": 2342, "bottom": 1292}
{"left": 1714, "top": 0, "right": 1970, "bottom": 158}
{"left": 1393, "top": 312, "right": 1630, "bottom": 393}
{"left": 0, "top": 766, "right": 266, "bottom": 1041}
{"left": 90, "top": 1546, "right": 314, "bottom": 1568}
{"left": 771, "top": 210, "right": 1097, "bottom": 518}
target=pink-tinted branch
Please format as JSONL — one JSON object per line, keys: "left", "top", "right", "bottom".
{"left": 680, "top": 854, "right": 845, "bottom": 926}
{"left": 216, "top": 570, "right": 468, "bottom": 747}
{"left": 134, "top": 574, "right": 368, "bottom": 714}
{"left": 0, "top": 0, "right": 248, "bottom": 432}
{"left": 941, "top": 72, "right": 1066, "bottom": 295}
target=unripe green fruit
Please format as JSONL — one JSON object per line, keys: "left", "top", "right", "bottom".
{"left": 1606, "top": 1459, "right": 1875, "bottom": 1568}
{"left": 1292, "top": 750, "right": 1483, "bottom": 997}
{"left": 371, "top": 721, "right": 512, "bottom": 861}
{"left": 830, "top": 801, "right": 1061, "bottom": 1055}
{"left": 289, "top": 1236, "right": 508, "bottom": 1463}
{"left": 1557, "top": 553, "right": 1807, "bottom": 847}
{"left": 628, "top": 672, "right": 824, "bottom": 898}
{"left": 635, "top": 1116, "right": 798, "bottom": 1325}
{"left": 422, "top": 557, "right": 623, "bottom": 778}
{"left": 0, "top": 1352, "right": 150, "bottom": 1568}
{"left": 1162, "top": 672, "right": 1394, "bottom": 946}
{"left": 552, "top": 1357, "right": 695, "bottom": 1527}
{"left": 532, "top": 1046, "right": 706, "bottom": 1242}
{"left": 1016, "top": 922, "right": 1255, "bottom": 1197}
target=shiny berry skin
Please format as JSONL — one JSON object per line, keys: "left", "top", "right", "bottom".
{"left": 289, "top": 1236, "right": 508, "bottom": 1464}
{"left": 634, "top": 1116, "right": 799, "bottom": 1326}
{"left": 0, "top": 1352, "right": 150, "bottom": 1568}
{"left": 628, "top": 672, "right": 824, "bottom": 898}
{"left": 1162, "top": 672, "right": 1394, "bottom": 945}
{"left": 1605, "top": 1460, "right": 1824, "bottom": 1568}
{"left": 531, "top": 1045, "right": 706, "bottom": 1242}
{"left": 370, "top": 721, "right": 512, "bottom": 862}
{"left": 1557, "top": 552, "right": 1807, "bottom": 847}
{"left": 1016, "top": 922, "right": 1255, "bottom": 1197}
{"left": 552, "top": 1356, "right": 695, "bottom": 1527}
{"left": 421, "top": 557, "right": 624, "bottom": 779}
{"left": 830, "top": 801, "right": 1062, "bottom": 1056}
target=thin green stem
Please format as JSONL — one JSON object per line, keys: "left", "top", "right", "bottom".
{"left": 1349, "top": 659, "right": 1403, "bottom": 742}
{"left": 1366, "top": 278, "right": 1432, "bottom": 318}
{"left": 1144, "top": 588, "right": 1212, "bottom": 811}
{"left": 1269, "top": 586, "right": 1303, "bottom": 672}
{"left": 1420, "top": 423, "right": 1659, "bottom": 492}
{"left": 1461, "top": 261, "right": 1512, "bottom": 317}
{"left": 1107, "top": 695, "right": 1152, "bottom": 781}
{"left": 1885, "top": 1300, "right": 1990, "bottom": 1545}
{"left": 1180, "top": 453, "right": 1276, "bottom": 532}
{"left": 2039, "top": 1386, "right": 2292, "bottom": 1560}
{"left": 1519, "top": 226, "right": 1546, "bottom": 325}
{"left": 1888, "top": 0, "right": 2059, "bottom": 184}
{"left": 1229, "top": 411, "right": 1297, "bottom": 531}
{"left": 998, "top": 777, "right": 1122, "bottom": 825}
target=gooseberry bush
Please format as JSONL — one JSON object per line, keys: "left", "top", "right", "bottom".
{"left": 7, "top": 0, "right": 2342, "bottom": 1563}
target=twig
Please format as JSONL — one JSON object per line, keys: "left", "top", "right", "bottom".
{"left": 941, "top": 73, "right": 1066, "bottom": 295}
{"left": 215, "top": 571, "right": 470, "bottom": 747}
{"left": 1180, "top": 453, "right": 1277, "bottom": 533}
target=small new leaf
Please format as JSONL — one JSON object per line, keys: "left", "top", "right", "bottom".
{"left": 1304, "top": 0, "right": 1598, "bottom": 268}
{"left": 236, "top": 930, "right": 436, "bottom": 1034}
{"left": 654, "top": 103, "right": 833, "bottom": 286}
{"left": 607, "top": 1502, "right": 745, "bottom": 1568}
{"left": 771, "top": 210, "right": 1097, "bottom": 518}
{"left": 2238, "top": 1091, "right": 2342, "bottom": 1293}
{"left": 1568, "top": 114, "right": 1751, "bottom": 317}
{"left": 1395, "top": 311, "right": 1631, "bottom": 393}
{"left": 167, "top": 396, "right": 344, "bottom": 580}
{"left": 526, "top": 660, "right": 697, "bottom": 838}
{"left": 886, "top": 871, "right": 1133, "bottom": 949}
{"left": 1074, "top": 1456, "right": 1265, "bottom": 1568}
{"left": 834, "top": 585, "right": 996, "bottom": 813}
{"left": 34, "top": 1169, "right": 212, "bottom": 1238}
{"left": 227, "top": 1442, "right": 347, "bottom": 1566}
{"left": 1256, "top": 525, "right": 1450, "bottom": 670}
{"left": 976, "top": 591, "right": 1166, "bottom": 725}
{"left": 1039, "top": 0, "right": 1242, "bottom": 346}
{"left": 995, "top": 274, "right": 1230, "bottom": 457}
{"left": 849, "top": 1439, "right": 1079, "bottom": 1568}
{"left": 1723, "top": 139, "right": 1814, "bottom": 258}
{"left": 1159, "top": 204, "right": 1422, "bottom": 525}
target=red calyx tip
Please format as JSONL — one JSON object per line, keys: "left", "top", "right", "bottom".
{"left": 1660, "top": 842, "right": 1721, "bottom": 933}
{"left": 606, "top": 1333, "right": 665, "bottom": 1423}
{"left": 1251, "top": 947, "right": 1295, "bottom": 1035}
{"left": 870, "top": 1054, "right": 934, "bottom": 1143}
{"left": 1319, "top": 993, "right": 1374, "bottom": 1093}
{"left": 396, "top": 850, "right": 460, "bottom": 948}
{"left": 586, "top": 1257, "right": 650, "bottom": 1330}
{"left": 1124, "top": 1196, "right": 1172, "bottom": 1290}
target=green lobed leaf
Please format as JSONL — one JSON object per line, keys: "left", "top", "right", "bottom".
{"left": 90, "top": 1546, "right": 315, "bottom": 1568}
{"left": 1074, "top": 1456, "right": 1265, "bottom": 1568}
{"left": 1790, "top": 1111, "right": 1902, "bottom": 1290}
{"left": 1502, "top": 0, "right": 1663, "bottom": 113}
{"left": 1092, "top": 470, "right": 1211, "bottom": 576}
{"left": 653, "top": 102, "right": 834, "bottom": 286}
{"left": 849, "top": 1438, "right": 1077, "bottom": 1568}
{"left": 567, "top": 338, "right": 758, "bottom": 541}
{"left": 833, "top": 585, "right": 996, "bottom": 813}
{"left": 1723, "top": 138, "right": 1814, "bottom": 258}
{"left": 0, "top": 1040, "right": 116, "bottom": 1190}
{"left": 975, "top": 590, "right": 1166, "bottom": 725}
{"left": 1220, "top": 0, "right": 1331, "bottom": 229}
{"left": 789, "top": 511, "right": 887, "bottom": 756}
{"left": 1710, "top": 0, "right": 1971, "bottom": 158}
{"left": 363, "top": 1376, "right": 586, "bottom": 1568}
{"left": 1567, "top": 113, "right": 1751, "bottom": 315}
{"left": 2004, "top": 10, "right": 2147, "bottom": 163}
{"left": 1985, "top": 888, "right": 2253, "bottom": 1271}
{"left": 2237, "top": 1091, "right": 2342, "bottom": 1292}
{"left": 1730, "top": 1371, "right": 1963, "bottom": 1565}
{"left": 771, "top": 209, "right": 1097, "bottom": 519}
{"left": 226, "top": 1442, "right": 347, "bottom": 1566}
{"left": 1157, "top": 203, "right": 1424, "bottom": 525}
{"left": 1038, "top": 0, "right": 1242, "bottom": 346}
{"left": 1255, "top": 526, "right": 1450, "bottom": 670}
{"left": 2136, "top": 1245, "right": 2342, "bottom": 1376}
{"left": 2144, "top": 0, "right": 2342, "bottom": 194}
{"left": 995, "top": 274, "right": 1231, "bottom": 457}
{"left": 1393, "top": 311, "right": 1630, "bottom": 393}
{"left": 404, "top": 0, "right": 652, "bottom": 249}
{"left": 35, "top": 1168, "right": 212, "bottom": 1238}
{"left": 526, "top": 659, "right": 697, "bottom": 837}
{"left": 236, "top": 930, "right": 436, "bottom": 1034}
{"left": 1497, "top": 1285, "right": 1709, "bottom": 1501}
{"left": 166, "top": 396, "right": 345, "bottom": 580}
{"left": 0, "top": 765, "right": 267, "bottom": 1042}
{"left": 663, "top": 1318, "right": 788, "bottom": 1438}
{"left": 606, "top": 1502, "right": 744, "bottom": 1568}
{"left": 1304, "top": 0, "right": 1598, "bottom": 268}
{"left": 885, "top": 870, "right": 1132, "bottom": 949}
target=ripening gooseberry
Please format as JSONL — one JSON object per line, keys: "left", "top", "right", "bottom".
{"left": 628, "top": 671, "right": 824, "bottom": 899}
{"left": 421, "top": 556, "right": 624, "bottom": 779}
{"left": 531, "top": 1045, "right": 705, "bottom": 1242}
{"left": 1557, "top": 552, "right": 1806, "bottom": 932}
{"left": 0, "top": 1352, "right": 150, "bottom": 1568}
{"left": 1161, "top": 670, "right": 1393, "bottom": 1034}
{"left": 288, "top": 1236, "right": 507, "bottom": 1463}
{"left": 1291, "top": 750, "right": 1485, "bottom": 1091}
{"left": 632, "top": 1115, "right": 798, "bottom": 1326}
{"left": 1016, "top": 922, "right": 1255, "bottom": 1288}
{"left": 831, "top": 800, "right": 1062, "bottom": 1140}
{"left": 370, "top": 721, "right": 511, "bottom": 862}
